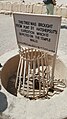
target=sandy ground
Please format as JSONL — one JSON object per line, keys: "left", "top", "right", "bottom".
{"left": 0, "top": 14, "right": 67, "bottom": 119}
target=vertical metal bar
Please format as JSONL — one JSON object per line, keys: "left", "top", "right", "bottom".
{"left": 31, "top": 49, "right": 33, "bottom": 59}
{"left": 45, "top": 53, "right": 49, "bottom": 93}
{"left": 18, "top": 57, "right": 23, "bottom": 91}
{"left": 27, "top": 61, "right": 30, "bottom": 97}
{"left": 15, "top": 55, "right": 22, "bottom": 88}
{"left": 28, "top": 48, "right": 30, "bottom": 59}
{"left": 33, "top": 60, "right": 35, "bottom": 98}
{"left": 41, "top": 54, "right": 45, "bottom": 95}
{"left": 23, "top": 60, "right": 26, "bottom": 94}
{"left": 51, "top": 53, "right": 56, "bottom": 88}
{"left": 37, "top": 53, "right": 41, "bottom": 97}
{"left": 34, "top": 49, "right": 36, "bottom": 57}
{"left": 23, "top": 49, "right": 27, "bottom": 94}
{"left": 30, "top": 49, "right": 33, "bottom": 73}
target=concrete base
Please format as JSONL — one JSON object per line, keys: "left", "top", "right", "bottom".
{"left": 0, "top": 49, "right": 67, "bottom": 119}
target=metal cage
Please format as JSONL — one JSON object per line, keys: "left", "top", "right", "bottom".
{"left": 15, "top": 48, "right": 53, "bottom": 99}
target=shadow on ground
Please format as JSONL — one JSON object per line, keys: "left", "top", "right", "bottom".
{"left": 0, "top": 92, "right": 8, "bottom": 112}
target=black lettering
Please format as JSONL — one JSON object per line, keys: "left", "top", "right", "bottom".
{"left": 41, "top": 37, "right": 51, "bottom": 42}
{"left": 18, "top": 20, "right": 23, "bottom": 24}
{"left": 35, "top": 35, "right": 40, "bottom": 39}
{"left": 38, "top": 23, "right": 53, "bottom": 28}
{"left": 23, "top": 25, "right": 29, "bottom": 29}
{"left": 19, "top": 32, "right": 33, "bottom": 38}
{"left": 16, "top": 24, "right": 22, "bottom": 28}
{"left": 30, "top": 39, "right": 38, "bottom": 43}
{"left": 21, "top": 29, "right": 34, "bottom": 34}
{"left": 36, "top": 32, "right": 46, "bottom": 36}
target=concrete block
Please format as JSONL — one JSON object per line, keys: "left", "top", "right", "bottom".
{"left": 0, "top": 2, "right": 6, "bottom": 14}
{"left": 5, "top": 2, "right": 12, "bottom": 11}
{"left": 26, "top": 4, "right": 33, "bottom": 13}
{"left": 54, "top": 6, "right": 57, "bottom": 15}
{"left": 41, "top": 5, "right": 47, "bottom": 14}
{"left": 0, "top": 2, "right": 3, "bottom": 11}
{"left": 61, "top": 7, "right": 67, "bottom": 18}
{"left": 54, "top": 6, "right": 62, "bottom": 15}
{"left": 12, "top": 2, "right": 20, "bottom": 12}
{"left": 32, "top": 4, "right": 43, "bottom": 14}
{"left": 2, "top": 2, "right": 6, "bottom": 10}
{"left": 20, "top": 3, "right": 27, "bottom": 13}
{"left": 2, "top": 2, "right": 12, "bottom": 15}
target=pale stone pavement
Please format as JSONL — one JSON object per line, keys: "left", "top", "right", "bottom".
{"left": 0, "top": 14, "right": 18, "bottom": 56}
{"left": 0, "top": 14, "right": 67, "bottom": 119}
